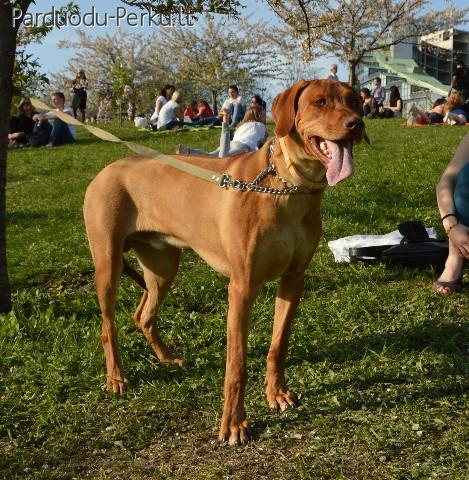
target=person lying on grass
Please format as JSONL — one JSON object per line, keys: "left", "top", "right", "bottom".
{"left": 434, "top": 132, "right": 469, "bottom": 294}
{"left": 176, "top": 105, "right": 267, "bottom": 158}
{"left": 32, "top": 92, "right": 76, "bottom": 147}
{"left": 407, "top": 98, "right": 446, "bottom": 125}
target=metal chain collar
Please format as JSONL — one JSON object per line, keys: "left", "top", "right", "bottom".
{"left": 218, "top": 140, "right": 302, "bottom": 195}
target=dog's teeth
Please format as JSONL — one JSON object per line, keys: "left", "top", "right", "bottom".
{"left": 319, "top": 142, "right": 332, "bottom": 159}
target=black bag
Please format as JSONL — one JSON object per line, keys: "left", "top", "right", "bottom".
{"left": 381, "top": 108, "right": 395, "bottom": 119}
{"left": 349, "top": 221, "right": 448, "bottom": 270}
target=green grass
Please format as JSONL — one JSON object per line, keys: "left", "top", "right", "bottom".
{"left": 1, "top": 120, "right": 468, "bottom": 479}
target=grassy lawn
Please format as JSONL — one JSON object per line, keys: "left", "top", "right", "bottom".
{"left": 1, "top": 120, "right": 468, "bottom": 479}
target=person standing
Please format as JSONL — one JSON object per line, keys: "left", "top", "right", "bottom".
{"left": 450, "top": 60, "right": 469, "bottom": 103}
{"left": 372, "top": 77, "right": 386, "bottom": 109}
{"left": 328, "top": 64, "right": 339, "bottom": 81}
{"left": 71, "top": 70, "right": 88, "bottom": 122}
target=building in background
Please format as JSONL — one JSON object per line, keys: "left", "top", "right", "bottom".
{"left": 356, "top": 28, "right": 469, "bottom": 110}
{"left": 414, "top": 28, "right": 469, "bottom": 85}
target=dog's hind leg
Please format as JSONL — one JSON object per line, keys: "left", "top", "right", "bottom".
{"left": 264, "top": 271, "right": 304, "bottom": 411}
{"left": 95, "top": 249, "right": 128, "bottom": 394}
{"left": 132, "top": 242, "right": 187, "bottom": 367}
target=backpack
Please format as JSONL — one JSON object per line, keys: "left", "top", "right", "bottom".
{"left": 349, "top": 221, "right": 448, "bottom": 270}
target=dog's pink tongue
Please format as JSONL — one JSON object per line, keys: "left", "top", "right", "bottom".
{"left": 325, "top": 140, "right": 354, "bottom": 186}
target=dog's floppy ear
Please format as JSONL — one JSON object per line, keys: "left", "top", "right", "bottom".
{"left": 272, "top": 80, "right": 310, "bottom": 137}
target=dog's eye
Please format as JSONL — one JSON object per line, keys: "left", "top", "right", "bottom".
{"left": 315, "top": 98, "right": 326, "bottom": 106}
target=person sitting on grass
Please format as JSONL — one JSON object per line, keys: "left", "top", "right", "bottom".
{"left": 156, "top": 90, "right": 193, "bottom": 131}
{"left": 190, "top": 100, "right": 220, "bottom": 126}
{"left": 381, "top": 86, "right": 403, "bottom": 118}
{"left": 251, "top": 95, "right": 267, "bottom": 111}
{"left": 359, "top": 88, "right": 377, "bottom": 118}
{"left": 433, "top": 132, "right": 469, "bottom": 294}
{"left": 196, "top": 100, "right": 215, "bottom": 119}
{"left": 176, "top": 105, "right": 267, "bottom": 158}
{"left": 32, "top": 92, "right": 76, "bottom": 147}
{"left": 150, "top": 84, "right": 175, "bottom": 127}
{"left": 183, "top": 100, "right": 199, "bottom": 121}
{"left": 8, "top": 97, "right": 36, "bottom": 148}
{"left": 443, "top": 92, "right": 469, "bottom": 125}
{"left": 407, "top": 98, "right": 447, "bottom": 125}
{"left": 220, "top": 85, "right": 246, "bottom": 127}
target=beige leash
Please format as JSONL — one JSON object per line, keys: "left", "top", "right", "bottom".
{"left": 30, "top": 98, "right": 225, "bottom": 186}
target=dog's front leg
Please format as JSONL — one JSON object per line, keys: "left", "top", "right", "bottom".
{"left": 218, "top": 280, "right": 258, "bottom": 446}
{"left": 265, "top": 271, "right": 304, "bottom": 411}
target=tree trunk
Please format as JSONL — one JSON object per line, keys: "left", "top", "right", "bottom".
{"left": 348, "top": 61, "right": 358, "bottom": 90}
{"left": 211, "top": 90, "right": 218, "bottom": 115}
{"left": 0, "top": 4, "right": 21, "bottom": 313}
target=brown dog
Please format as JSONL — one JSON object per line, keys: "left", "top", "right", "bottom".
{"left": 83, "top": 80, "right": 365, "bottom": 445}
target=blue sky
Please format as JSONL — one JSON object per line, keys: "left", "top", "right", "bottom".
{"left": 25, "top": 0, "right": 466, "bottom": 84}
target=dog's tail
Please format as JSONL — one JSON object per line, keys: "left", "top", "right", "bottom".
{"left": 122, "top": 258, "right": 147, "bottom": 290}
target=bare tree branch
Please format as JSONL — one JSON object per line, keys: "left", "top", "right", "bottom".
{"left": 266, "top": 0, "right": 469, "bottom": 85}
{"left": 120, "top": 0, "right": 244, "bottom": 17}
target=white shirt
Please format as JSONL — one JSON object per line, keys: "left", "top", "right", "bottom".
{"left": 222, "top": 95, "right": 245, "bottom": 111}
{"left": 45, "top": 107, "right": 77, "bottom": 139}
{"left": 232, "top": 122, "right": 266, "bottom": 151}
{"left": 157, "top": 100, "right": 180, "bottom": 128}
{"left": 151, "top": 95, "right": 167, "bottom": 120}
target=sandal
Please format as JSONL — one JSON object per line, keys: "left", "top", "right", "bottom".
{"left": 432, "top": 278, "right": 463, "bottom": 295}
{"left": 176, "top": 144, "right": 190, "bottom": 155}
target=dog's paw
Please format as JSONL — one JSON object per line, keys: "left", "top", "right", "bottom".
{"left": 106, "top": 375, "right": 128, "bottom": 395}
{"left": 266, "top": 387, "right": 298, "bottom": 412}
{"left": 218, "top": 419, "right": 250, "bottom": 446}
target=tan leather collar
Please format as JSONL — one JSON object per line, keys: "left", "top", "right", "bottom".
{"left": 278, "top": 137, "right": 327, "bottom": 190}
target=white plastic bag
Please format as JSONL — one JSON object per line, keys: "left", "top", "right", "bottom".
{"left": 328, "top": 228, "right": 437, "bottom": 263}
{"left": 134, "top": 117, "right": 148, "bottom": 129}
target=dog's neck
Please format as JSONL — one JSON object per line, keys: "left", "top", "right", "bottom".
{"left": 272, "top": 134, "right": 327, "bottom": 191}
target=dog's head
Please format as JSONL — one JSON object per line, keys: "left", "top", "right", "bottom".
{"left": 272, "top": 79, "right": 366, "bottom": 186}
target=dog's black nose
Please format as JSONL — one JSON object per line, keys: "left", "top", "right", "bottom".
{"left": 344, "top": 117, "right": 364, "bottom": 131}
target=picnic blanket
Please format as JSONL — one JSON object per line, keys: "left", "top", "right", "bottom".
{"left": 139, "top": 125, "right": 223, "bottom": 135}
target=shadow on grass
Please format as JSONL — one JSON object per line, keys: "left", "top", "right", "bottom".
{"left": 288, "top": 319, "right": 468, "bottom": 367}
{"left": 304, "top": 265, "right": 433, "bottom": 293}
{"left": 7, "top": 210, "right": 48, "bottom": 225}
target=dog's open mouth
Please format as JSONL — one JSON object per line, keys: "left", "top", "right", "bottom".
{"left": 308, "top": 136, "right": 354, "bottom": 187}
